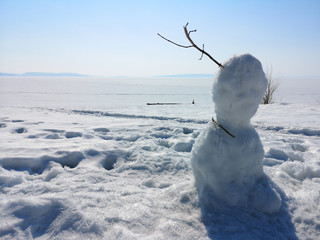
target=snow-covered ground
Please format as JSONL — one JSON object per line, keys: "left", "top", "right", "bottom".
{"left": 0, "top": 76, "right": 319, "bottom": 239}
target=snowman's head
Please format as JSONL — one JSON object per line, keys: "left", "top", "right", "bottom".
{"left": 212, "top": 54, "right": 267, "bottom": 126}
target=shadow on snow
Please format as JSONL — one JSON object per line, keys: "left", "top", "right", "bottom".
{"left": 198, "top": 180, "right": 298, "bottom": 240}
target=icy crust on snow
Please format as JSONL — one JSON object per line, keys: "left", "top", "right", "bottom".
{"left": 192, "top": 54, "right": 281, "bottom": 214}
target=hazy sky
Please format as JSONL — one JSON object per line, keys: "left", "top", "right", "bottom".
{"left": 0, "top": 0, "right": 319, "bottom": 77}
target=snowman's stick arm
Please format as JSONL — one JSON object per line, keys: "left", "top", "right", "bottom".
{"left": 212, "top": 117, "right": 235, "bottom": 138}
{"left": 157, "top": 22, "right": 224, "bottom": 68}
{"left": 183, "top": 23, "right": 224, "bottom": 68}
{"left": 157, "top": 33, "right": 193, "bottom": 49}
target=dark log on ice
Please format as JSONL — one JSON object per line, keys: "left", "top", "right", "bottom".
{"left": 147, "top": 103, "right": 181, "bottom": 105}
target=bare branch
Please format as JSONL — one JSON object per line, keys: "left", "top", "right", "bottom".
{"left": 157, "top": 33, "right": 192, "bottom": 48}
{"left": 157, "top": 22, "right": 224, "bottom": 68}
{"left": 183, "top": 23, "right": 224, "bottom": 68}
{"left": 262, "top": 66, "right": 279, "bottom": 104}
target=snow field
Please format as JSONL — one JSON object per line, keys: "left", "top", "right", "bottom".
{"left": 0, "top": 76, "right": 320, "bottom": 239}
{"left": 0, "top": 107, "right": 207, "bottom": 239}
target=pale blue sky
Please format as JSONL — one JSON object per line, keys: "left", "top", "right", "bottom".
{"left": 0, "top": 0, "right": 319, "bottom": 77}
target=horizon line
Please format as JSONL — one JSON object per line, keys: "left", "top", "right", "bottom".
{"left": 1, "top": 72, "right": 320, "bottom": 79}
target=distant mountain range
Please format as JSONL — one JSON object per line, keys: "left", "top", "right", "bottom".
{"left": 0, "top": 72, "right": 91, "bottom": 77}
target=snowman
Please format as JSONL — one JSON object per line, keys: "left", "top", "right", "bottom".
{"left": 191, "top": 54, "right": 281, "bottom": 214}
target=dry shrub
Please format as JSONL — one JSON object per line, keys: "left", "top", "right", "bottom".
{"left": 262, "top": 67, "right": 279, "bottom": 104}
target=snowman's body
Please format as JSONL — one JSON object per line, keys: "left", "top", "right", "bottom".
{"left": 191, "top": 54, "right": 281, "bottom": 214}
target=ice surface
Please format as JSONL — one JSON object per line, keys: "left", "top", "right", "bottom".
{"left": 0, "top": 75, "right": 320, "bottom": 239}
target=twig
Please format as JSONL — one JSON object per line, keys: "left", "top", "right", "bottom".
{"left": 199, "top": 44, "right": 204, "bottom": 60}
{"left": 157, "top": 22, "right": 224, "bottom": 68}
{"left": 183, "top": 23, "right": 224, "bottom": 68}
{"left": 157, "top": 33, "right": 192, "bottom": 48}
{"left": 212, "top": 117, "right": 235, "bottom": 138}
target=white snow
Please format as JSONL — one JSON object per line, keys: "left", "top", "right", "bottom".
{"left": 0, "top": 73, "right": 320, "bottom": 239}
{"left": 212, "top": 54, "right": 268, "bottom": 126}
{"left": 192, "top": 54, "right": 281, "bottom": 215}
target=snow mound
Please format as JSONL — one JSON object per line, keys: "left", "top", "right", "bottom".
{"left": 192, "top": 54, "right": 281, "bottom": 214}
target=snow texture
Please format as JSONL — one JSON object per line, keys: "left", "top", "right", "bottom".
{"left": 0, "top": 74, "right": 320, "bottom": 239}
{"left": 192, "top": 54, "right": 281, "bottom": 214}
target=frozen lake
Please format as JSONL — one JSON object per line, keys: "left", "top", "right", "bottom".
{"left": 0, "top": 77, "right": 213, "bottom": 118}
{"left": 1, "top": 76, "right": 319, "bottom": 108}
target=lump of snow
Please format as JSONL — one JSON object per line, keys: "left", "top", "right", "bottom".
{"left": 266, "top": 148, "right": 289, "bottom": 161}
{"left": 0, "top": 151, "right": 85, "bottom": 174}
{"left": 182, "top": 127, "right": 194, "bottom": 134}
{"left": 44, "top": 163, "right": 64, "bottom": 182}
{"left": 0, "top": 157, "right": 47, "bottom": 174}
{"left": 93, "top": 128, "right": 110, "bottom": 133}
{"left": 173, "top": 141, "right": 194, "bottom": 152}
{"left": 45, "top": 133, "right": 61, "bottom": 139}
{"left": 192, "top": 54, "right": 281, "bottom": 214}
{"left": 64, "top": 131, "right": 83, "bottom": 138}
{"left": 12, "top": 127, "right": 27, "bottom": 134}
{"left": 0, "top": 170, "right": 24, "bottom": 189}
